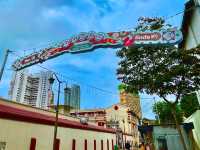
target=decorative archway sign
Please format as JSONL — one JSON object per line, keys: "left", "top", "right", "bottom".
{"left": 13, "top": 28, "right": 182, "bottom": 71}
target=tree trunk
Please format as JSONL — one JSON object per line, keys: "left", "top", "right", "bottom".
{"left": 171, "top": 104, "right": 188, "bottom": 150}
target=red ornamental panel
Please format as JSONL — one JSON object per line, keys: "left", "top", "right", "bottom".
{"left": 112, "top": 139, "right": 114, "bottom": 150}
{"left": 55, "top": 139, "right": 60, "bottom": 150}
{"left": 101, "top": 140, "right": 104, "bottom": 150}
{"left": 107, "top": 139, "right": 109, "bottom": 150}
{"left": 29, "top": 138, "right": 36, "bottom": 150}
{"left": 72, "top": 139, "right": 76, "bottom": 150}
{"left": 94, "top": 140, "right": 96, "bottom": 150}
{"left": 85, "top": 139, "right": 87, "bottom": 150}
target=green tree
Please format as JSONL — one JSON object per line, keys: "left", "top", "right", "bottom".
{"left": 153, "top": 101, "right": 183, "bottom": 124}
{"left": 118, "top": 83, "right": 139, "bottom": 95}
{"left": 116, "top": 17, "right": 200, "bottom": 150}
{"left": 180, "top": 93, "right": 199, "bottom": 118}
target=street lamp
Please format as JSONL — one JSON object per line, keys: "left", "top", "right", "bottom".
{"left": 48, "top": 73, "right": 62, "bottom": 150}
{"left": 122, "top": 119, "right": 125, "bottom": 150}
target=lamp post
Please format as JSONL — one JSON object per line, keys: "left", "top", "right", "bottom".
{"left": 48, "top": 73, "right": 62, "bottom": 150}
{"left": 0, "top": 49, "right": 10, "bottom": 82}
{"left": 122, "top": 119, "right": 125, "bottom": 150}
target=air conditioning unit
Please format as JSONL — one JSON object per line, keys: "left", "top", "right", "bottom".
{"left": 80, "top": 117, "right": 89, "bottom": 125}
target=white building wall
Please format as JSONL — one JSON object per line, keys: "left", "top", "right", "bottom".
{"left": 185, "top": 8, "right": 200, "bottom": 49}
{"left": 183, "top": 3, "right": 200, "bottom": 104}
{"left": 184, "top": 110, "right": 200, "bottom": 150}
{"left": 36, "top": 77, "right": 42, "bottom": 108}
{"left": 9, "top": 71, "right": 19, "bottom": 101}
{"left": 0, "top": 118, "right": 116, "bottom": 150}
{"left": 36, "top": 71, "right": 52, "bottom": 109}
{"left": 106, "top": 105, "right": 129, "bottom": 133}
{"left": 185, "top": 26, "right": 198, "bottom": 49}
{"left": 21, "top": 74, "right": 28, "bottom": 104}
{"left": 9, "top": 70, "right": 28, "bottom": 104}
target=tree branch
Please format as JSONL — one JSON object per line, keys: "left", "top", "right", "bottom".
{"left": 161, "top": 95, "right": 172, "bottom": 104}
{"left": 175, "top": 93, "right": 181, "bottom": 105}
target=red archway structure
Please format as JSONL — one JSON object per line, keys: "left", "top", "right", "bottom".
{"left": 13, "top": 28, "right": 182, "bottom": 70}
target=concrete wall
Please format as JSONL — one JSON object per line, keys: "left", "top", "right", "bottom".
{"left": 185, "top": 110, "right": 200, "bottom": 150}
{"left": 182, "top": 5, "right": 200, "bottom": 141}
{"left": 182, "top": 1, "right": 200, "bottom": 108}
{"left": 106, "top": 104, "right": 130, "bottom": 134}
{"left": 153, "top": 126, "right": 191, "bottom": 150}
{"left": 184, "top": 4, "right": 200, "bottom": 49}
{"left": 0, "top": 118, "right": 117, "bottom": 150}
{"left": 182, "top": 1, "right": 200, "bottom": 48}
{"left": 106, "top": 104, "right": 139, "bottom": 147}
{"left": 0, "top": 98, "right": 120, "bottom": 150}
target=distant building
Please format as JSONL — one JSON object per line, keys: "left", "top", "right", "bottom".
{"left": 9, "top": 70, "right": 53, "bottom": 109}
{"left": 49, "top": 105, "right": 74, "bottom": 115}
{"left": 70, "top": 103, "right": 140, "bottom": 146}
{"left": 64, "top": 84, "right": 80, "bottom": 110}
{"left": 138, "top": 123, "right": 194, "bottom": 150}
{"left": 64, "top": 86, "right": 71, "bottom": 106}
{"left": 142, "top": 118, "right": 157, "bottom": 126}
{"left": 69, "top": 88, "right": 142, "bottom": 146}
{"left": 119, "top": 91, "right": 142, "bottom": 122}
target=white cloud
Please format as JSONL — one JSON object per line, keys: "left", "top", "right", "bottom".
{"left": 0, "top": 0, "right": 185, "bottom": 117}
{"left": 42, "top": 8, "right": 65, "bottom": 18}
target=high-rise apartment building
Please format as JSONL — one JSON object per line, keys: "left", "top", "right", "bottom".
{"left": 64, "top": 86, "right": 71, "bottom": 106}
{"left": 9, "top": 70, "right": 53, "bottom": 109}
{"left": 64, "top": 84, "right": 80, "bottom": 110}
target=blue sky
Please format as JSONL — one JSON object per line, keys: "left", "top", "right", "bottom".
{"left": 0, "top": 0, "right": 185, "bottom": 119}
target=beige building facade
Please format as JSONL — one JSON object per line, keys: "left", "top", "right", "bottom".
{"left": 70, "top": 91, "right": 142, "bottom": 147}
{"left": 180, "top": 1, "right": 200, "bottom": 149}
{"left": 180, "top": 0, "right": 200, "bottom": 105}
{"left": 0, "top": 98, "right": 135, "bottom": 150}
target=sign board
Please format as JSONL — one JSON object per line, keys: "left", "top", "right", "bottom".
{"left": 13, "top": 28, "right": 182, "bottom": 70}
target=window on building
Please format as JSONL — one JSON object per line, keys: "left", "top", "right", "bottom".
{"left": 55, "top": 139, "right": 60, "bottom": 150}
{"left": 94, "top": 140, "right": 96, "bottom": 150}
{"left": 84, "top": 139, "right": 87, "bottom": 150}
{"left": 98, "top": 122, "right": 105, "bottom": 126}
{"left": 157, "top": 138, "right": 168, "bottom": 150}
{"left": 29, "top": 138, "right": 36, "bottom": 150}
{"left": 0, "top": 142, "right": 6, "bottom": 150}
{"left": 112, "top": 139, "right": 114, "bottom": 150}
{"left": 107, "top": 139, "right": 109, "bottom": 150}
{"left": 101, "top": 140, "right": 104, "bottom": 150}
{"left": 72, "top": 139, "right": 76, "bottom": 150}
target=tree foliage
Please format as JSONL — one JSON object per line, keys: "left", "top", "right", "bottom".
{"left": 117, "top": 17, "right": 200, "bottom": 102}
{"left": 118, "top": 83, "right": 139, "bottom": 95}
{"left": 180, "top": 93, "right": 199, "bottom": 117}
{"left": 117, "top": 17, "right": 200, "bottom": 150}
{"left": 135, "top": 17, "right": 166, "bottom": 31}
{"left": 153, "top": 101, "right": 183, "bottom": 124}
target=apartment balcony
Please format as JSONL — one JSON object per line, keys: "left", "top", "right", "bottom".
{"left": 95, "top": 116, "right": 106, "bottom": 121}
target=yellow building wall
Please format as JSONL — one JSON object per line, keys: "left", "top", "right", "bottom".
{"left": 106, "top": 105, "right": 129, "bottom": 133}
{"left": 106, "top": 104, "right": 139, "bottom": 146}
{"left": 0, "top": 118, "right": 116, "bottom": 150}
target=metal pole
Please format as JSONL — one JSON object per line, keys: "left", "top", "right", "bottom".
{"left": 122, "top": 120, "right": 125, "bottom": 150}
{"left": 154, "top": 97, "right": 160, "bottom": 124}
{"left": 0, "top": 49, "right": 9, "bottom": 82}
{"left": 53, "top": 79, "right": 61, "bottom": 150}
